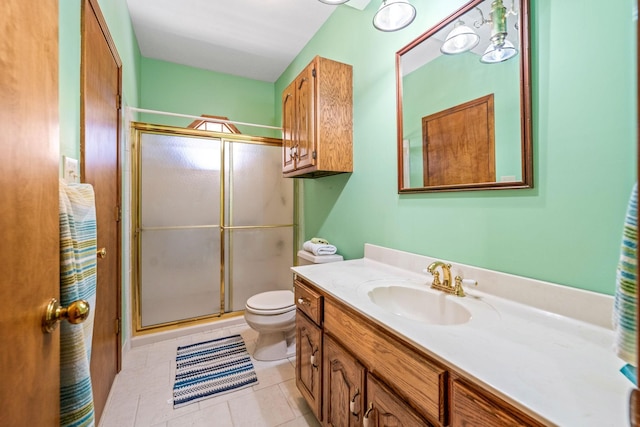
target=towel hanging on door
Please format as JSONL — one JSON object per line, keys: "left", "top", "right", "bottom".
{"left": 59, "top": 179, "right": 97, "bottom": 427}
{"left": 613, "top": 183, "right": 637, "bottom": 366}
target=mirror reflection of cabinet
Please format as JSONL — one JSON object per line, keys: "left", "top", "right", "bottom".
{"left": 396, "top": 0, "right": 532, "bottom": 193}
{"left": 422, "top": 94, "right": 495, "bottom": 186}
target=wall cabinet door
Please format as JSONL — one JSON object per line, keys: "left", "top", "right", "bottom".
{"left": 364, "top": 374, "right": 432, "bottom": 427}
{"left": 282, "top": 80, "right": 296, "bottom": 174}
{"left": 323, "top": 335, "right": 366, "bottom": 427}
{"left": 296, "top": 310, "right": 323, "bottom": 420}
{"left": 294, "top": 62, "right": 316, "bottom": 171}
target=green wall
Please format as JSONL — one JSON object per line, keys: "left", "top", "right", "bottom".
{"left": 275, "top": 0, "right": 637, "bottom": 295}
{"left": 59, "top": 0, "right": 142, "bottom": 167}
{"left": 139, "top": 58, "right": 278, "bottom": 138}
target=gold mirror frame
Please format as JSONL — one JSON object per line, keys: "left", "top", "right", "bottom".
{"left": 396, "top": 0, "right": 532, "bottom": 193}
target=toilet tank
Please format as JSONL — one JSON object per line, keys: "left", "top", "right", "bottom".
{"left": 297, "top": 250, "right": 343, "bottom": 266}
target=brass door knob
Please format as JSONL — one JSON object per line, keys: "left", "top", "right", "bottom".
{"left": 42, "top": 298, "right": 90, "bottom": 333}
{"left": 97, "top": 247, "right": 107, "bottom": 259}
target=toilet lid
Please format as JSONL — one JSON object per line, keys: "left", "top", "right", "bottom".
{"left": 246, "top": 290, "right": 295, "bottom": 314}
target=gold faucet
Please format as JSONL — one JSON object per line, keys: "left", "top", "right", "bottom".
{"left": 427, "top": 261, "right": 466, "bottom": 297}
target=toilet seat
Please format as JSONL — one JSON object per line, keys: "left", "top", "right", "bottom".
{"left": 245, "top": 290, "right": 295, "bottom": 315}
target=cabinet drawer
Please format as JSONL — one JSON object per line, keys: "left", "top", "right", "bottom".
{"left": 295, "top": 279, "right": 323, "bottom": 325}
{"left": 450, "top": 379, "right": 545, "bottom": 427}
{"left": 324, "top": 298, "right": 447, "bottom": 425}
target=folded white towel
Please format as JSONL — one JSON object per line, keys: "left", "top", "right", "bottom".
{"left": 303, "top": 240, "right": 337, "bottom": 256}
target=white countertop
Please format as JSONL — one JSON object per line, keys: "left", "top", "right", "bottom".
{"left": 292, "top": 244, "right": 634, "bottom": 426}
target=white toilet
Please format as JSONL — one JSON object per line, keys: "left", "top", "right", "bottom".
{"left": 244, "top": 250, "right": 343, "bottom": 361}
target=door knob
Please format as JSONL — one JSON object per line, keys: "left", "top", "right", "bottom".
{"left": 97, "top": 247, "right": 107, "bottom": 258}
{"left": 42, "top": 298, "right": 90, "bottom": 333}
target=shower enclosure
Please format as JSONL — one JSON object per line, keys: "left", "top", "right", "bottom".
{"left": 131, "top": 123, "right": 295, "bottom": 332}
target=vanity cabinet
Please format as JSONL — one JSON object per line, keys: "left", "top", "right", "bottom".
{"left": 281, "top": 55, "right": 353, "bottom": 178}
{"left": 294, "top": 275, "right": 550, "bottom": 427}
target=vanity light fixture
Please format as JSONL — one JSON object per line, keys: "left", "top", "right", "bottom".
{"left": 373, "top": 0, "right": 416, "bottom": 32}
{"left": 480, "top": 39, "right": 517, "bottom": 63}
{"left": 440, "top": 20, "right": 480, "bottom": 55}
{"left": 317, "top": 0, "right": 350, "bottom": 4}
{"left": 440, "top": 0, "right": 519, "bottom": 63}
{"left": 475, "top": 0, "right": 519, "bottom": 63}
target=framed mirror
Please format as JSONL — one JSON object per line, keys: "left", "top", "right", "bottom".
{"left": 396, "top": 0, "right": 532, "bottom": 193}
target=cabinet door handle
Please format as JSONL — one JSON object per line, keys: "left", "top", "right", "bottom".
{"left": 349, "top": 388, "right": 360, "bottom": 416}
{"left": 363, "top": 402, "right": 374, "bottom": 427}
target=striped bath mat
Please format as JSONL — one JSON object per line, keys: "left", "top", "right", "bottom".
{"left": 173, "top": 334, "right": 258, "bottom": 408}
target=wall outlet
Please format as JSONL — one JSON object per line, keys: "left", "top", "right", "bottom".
{"left": 63, "top": 156, "right": 79, "bottom": 183}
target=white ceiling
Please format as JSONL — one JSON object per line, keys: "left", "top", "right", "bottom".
{"left": 126, "top": 0, "right": 370, "bottom": 83}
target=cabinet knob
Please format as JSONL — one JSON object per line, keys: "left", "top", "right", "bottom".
{"left": 297, "top": 297, "right": 310, "bottom": 306}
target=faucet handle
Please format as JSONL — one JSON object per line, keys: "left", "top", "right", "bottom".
{"left": 431, "top": 270, "right": 441, "bottom": 286}
{"left": 453, "top": 276, "right": 466, "bottom": 297}
{"left": 454, "top": 275, "right": 478, "bottom": 297}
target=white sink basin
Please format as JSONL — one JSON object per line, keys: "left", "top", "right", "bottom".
{"left": 368, "top": 285, "right": 471, "bottom": 325}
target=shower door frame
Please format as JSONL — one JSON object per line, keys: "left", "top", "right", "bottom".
{"left": 130, "top": 122, "right": 298, "bottom": 334}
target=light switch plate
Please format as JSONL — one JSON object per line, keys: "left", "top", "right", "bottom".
{"left": 63, "top": 156, "right": 79, "bottom": 183}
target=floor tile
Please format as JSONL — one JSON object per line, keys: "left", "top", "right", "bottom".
{"left": 227, "top": 385, "right": 297, "bottom": 427}
{"left": 100, "top": 321, "right": 315, "bottom": 427}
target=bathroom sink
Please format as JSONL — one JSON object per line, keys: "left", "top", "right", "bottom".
{"left": 368, "top": 285, "right": 471, "bottom": 325}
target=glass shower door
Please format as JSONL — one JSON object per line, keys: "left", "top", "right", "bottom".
{"left": 224, "top": 140, "right": 295, "bottom": 312}
{"left": 139, "top": 133, "right": 222, "bottom": 328}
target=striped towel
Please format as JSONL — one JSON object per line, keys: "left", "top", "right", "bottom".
{"left": 59, "top": 179, "right": 97, "bottom": 427}
{"left": 613, "top": 183, "right": 637, "bottom": 365}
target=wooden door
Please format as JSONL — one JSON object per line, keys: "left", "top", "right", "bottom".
{"left": 323, "top": 335, "right": 366, "bottom": 427}
{"left": 296, "top": 311, "right": 323, "bottom": 420}
{"left": 422, "top": 94, "right": 495, "bottom": 186}
{"left": 0, "top": 1, "right": 60, "bottom": 426}
{"left": 295, "top": 61, "right": 316, "bottom": 171}
{"left": 364, "top": 375, "right": 431, "bottom": 427}
{"left": 282, "top": 80, "right": 297, "bottom": 173}
{"left": 81, "top": 0, "right": 122, "bottom": 421}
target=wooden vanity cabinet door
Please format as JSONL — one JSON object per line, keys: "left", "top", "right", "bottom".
{"left": 364, "top": 374, "right": 433, "bottom": 427}
{"left": 450, "top": 379, "right": 544, "bottom": 427}
{"left": 323, "top": 335, "right": 366, "bottom": 427}
{"left": 296, "top": 310, "right": 323, "bottom": 420}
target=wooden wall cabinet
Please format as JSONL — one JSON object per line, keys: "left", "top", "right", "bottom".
{"left": 294, "top": 276, "right": 546, "bottom": 427}
{"left": 281, "top": 56, "right": 353, "bottom": 178}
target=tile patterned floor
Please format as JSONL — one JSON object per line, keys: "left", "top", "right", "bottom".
{"left": 99, "top": 323, "right": 321, "bottom": 427}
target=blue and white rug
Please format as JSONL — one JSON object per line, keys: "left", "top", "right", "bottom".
{"left": 173, "top": 334, "right": 258, "bottom": 408}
